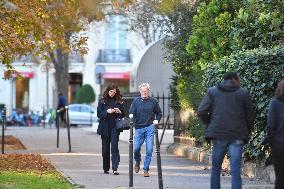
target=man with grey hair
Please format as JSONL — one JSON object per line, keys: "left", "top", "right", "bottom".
{"left": 129, "top": 83, "right": 162, "bottom": 177}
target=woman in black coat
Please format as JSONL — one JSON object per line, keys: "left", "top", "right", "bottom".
{"left": 97, "top": 84, "right": 125, "bottom": 175}
{"left": 267, "top": 78, "right": 284, "bottom": 189}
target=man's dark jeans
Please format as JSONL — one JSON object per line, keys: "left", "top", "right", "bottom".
{"left": 211, "top": 139, "right": 244, "bottom": 189}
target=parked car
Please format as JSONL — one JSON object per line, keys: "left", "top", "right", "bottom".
{"left": 68, "top": 104, "right": 97, "bottom": 126}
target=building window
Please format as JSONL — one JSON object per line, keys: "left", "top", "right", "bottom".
{"left": 106, "top": 14, "right": 126, "bottom": 50}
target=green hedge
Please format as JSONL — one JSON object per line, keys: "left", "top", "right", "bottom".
{"left": 173, "top": 66, "right": 206, "bottom": 141}
{"left": 74, "top": 84, "right": 96, "bottom": 104}
{"left": 204, "top": 45, "right": 284, "bottom": 161}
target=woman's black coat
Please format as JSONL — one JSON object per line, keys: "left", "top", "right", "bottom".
{"left": 97, "top": 99, "right": 125, "bottom": 136}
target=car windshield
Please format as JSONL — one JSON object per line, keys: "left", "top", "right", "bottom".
{"left": 81, "top": 106, "right": 91, "bottom": 113}
{"left": 69, "top": 106, "right": 80, "bottom": 112}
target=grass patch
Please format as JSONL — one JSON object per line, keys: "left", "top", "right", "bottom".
{"left": 0, "top": 171, "right": 73, "bottom": 189}
{"left": 0, "top": 154, "right": 74, "bottom": 189}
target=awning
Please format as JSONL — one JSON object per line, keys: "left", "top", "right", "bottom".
{"left": 13, "top": 71, "right": 35, "bottom": 78}
{"left": 103, "top": 72, "right": 130, "bottom": 80}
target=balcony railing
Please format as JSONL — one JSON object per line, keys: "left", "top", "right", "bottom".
{"left": 96, "top": 49, "right": 131, "bottom": 63}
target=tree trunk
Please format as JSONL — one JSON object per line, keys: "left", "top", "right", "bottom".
{"left": 49, "top": 32, "right": 71, "bottom": 104}
{"left": 53, "top": 49, "right": 69, "bottom": 98}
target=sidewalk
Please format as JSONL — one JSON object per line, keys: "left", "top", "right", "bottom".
{"left": 90, "top": 122, "right": 174, "bottom": 145}
{"left": 4, "top": 126, "right": 273, "bottom": 189}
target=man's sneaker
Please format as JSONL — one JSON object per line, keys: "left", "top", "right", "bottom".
{"left": 144, "top": 171, "right": 150, "bottom": 177}
{"left": 113, "top": 171, "right": 119, "bottom": 175}
{"left": 134, "top": 162, "right": 140, "bottom": 173}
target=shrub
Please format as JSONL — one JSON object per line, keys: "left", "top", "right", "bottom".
{"left": 74, "top": 84, "right": 96, "bottom": 104}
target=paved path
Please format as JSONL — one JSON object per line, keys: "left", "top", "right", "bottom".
{"left": 4, "top": 126, "right": 273, "bottom": 189}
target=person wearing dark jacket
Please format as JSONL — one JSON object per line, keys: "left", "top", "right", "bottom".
{"left": 198, "top": 72, "right": 254, "bottom": 189}
{"left": 267, "top": 78, "right": 284, "bottom": 189}
{"left": 129, "top": 83, "right": 162, "bottom": 177}
{"left": 57, "top": 92, "right": 67, "bottom": 123}
{"left": 97, "top": 84, "right": 125, "bottom": 175}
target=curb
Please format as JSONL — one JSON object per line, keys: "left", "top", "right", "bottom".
{"left": 167, "top": 142, "right": 210, "bottom": 164}
{"left": 46, "top": 157, "right": 85, "bottom": 188}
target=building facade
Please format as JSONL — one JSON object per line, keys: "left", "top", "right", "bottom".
{"left": 130, "top": 38, "right": 174, "bottom": 96}
{"left": 0, "top": 12, "right": 146, "bottom": 115}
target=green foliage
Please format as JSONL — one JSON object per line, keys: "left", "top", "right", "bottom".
{"left": 166, "top": 0, "right": 283, "bottom": 153}
{"left": 176, "top": 66, "right": 204, "bottom": 111}
{"left": 188, "top": 116, "right": 206, "bottom": 143}
{"left": 169, "top": 75, "right": 180, "bottom": 111}
{"left": 232, "top": 0, "right": 284, "bottom": 50}
{"left": 163, "top": 1, "right": 197, "bottom": 112}
{"left": 178, "top": 0, "right": 243, "bottom": 139}
{"left": 178, "top": 0, "right": 283, "bottom": 146}
{"left": 204, "top": 45, "right": 284, "bottom": 161}
{"left": 186, "top": 0, "right": 242, "bottom": 67}
{"left": 74, "top": 84, "right": 96, "bottom": 104}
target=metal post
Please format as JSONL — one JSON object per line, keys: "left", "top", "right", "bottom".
{"left": 167, "top": 95, "right": 170, "bottom": 129}
{"left": 2, "top": 107, "right": 6, "bottom": 154}
{"left": 66, "top": 106, "right": 71, "bottom": 152}
{"left": 129, "top": 114, "right": 134, "bottom": 187}
{"left": 98, "top": 73, "right": 103, "bottom": 95}
{"left": 56, "top": 110, "right": 60, "bottom": 148}
{"left": 156, "top": 93, "right": 160, "bottom": 129}
{"left": 90, "top": 108, "right": 93, "bottom": 126}
{"left": 154, "top": 120, "right": 163, "bottom": 189}
{"left": 162, "top": 93, "right": 165, "bottom": 128}
{"left": 159, "top": 115, "right": 169, "bottom": 146}
{"left": 46, "top": 66, "right": 49, "bottom": 110}
{"left": 42, "top": 106, "right": 46, "bottom": 128}
{"left": 11, "top": 79, "right": 14, "bottom": 111}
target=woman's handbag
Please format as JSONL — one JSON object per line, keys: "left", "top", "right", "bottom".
{"left": 115, "top": 117, "right": 130, "bottom": 130}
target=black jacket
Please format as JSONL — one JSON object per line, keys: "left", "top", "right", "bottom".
{"left": 198, "top": 80, "right": 254, "bottom": 141}
{"left": 267, "top": 98, "right": 284, "bottom": 147}
{"left": 97, "top": 98, "right": 125, "bottom": 136}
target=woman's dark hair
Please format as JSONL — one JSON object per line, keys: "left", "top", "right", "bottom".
{"left": 276, "top": 78, "right": 284, "bottom": 100}
{"left": 223, "top": 72, "right": 239, "bottom": 80}
{"left": 102, "top": 83, "right": 123, "bottom": 103}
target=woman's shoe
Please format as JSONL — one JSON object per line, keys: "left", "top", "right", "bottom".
{"left": 113, "top": 171, "right": 119, "bottom": 175}
{"left": 104, "top": 170, "right": 109, "bottom": 174}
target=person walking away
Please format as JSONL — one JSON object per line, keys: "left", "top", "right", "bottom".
{"left": 129, "top": 82, "right": 162, "bottom": 177}
{"left": 198, "top": 72, "right": 254, "bottom": 189}
{"left": 267, "top": 78, "right": 284, "bottom": 189}
{"left": 97, "top": 84, "right": 125, "bottom": 175}
{"left": 57, "top": 92, "right": 67, "bottom": 125}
